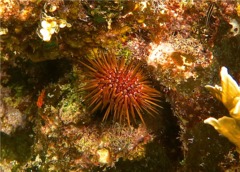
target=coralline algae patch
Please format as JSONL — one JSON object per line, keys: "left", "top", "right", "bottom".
{"left": 146, "top": 34, "right": 221, "bottom": 128}
{"left": 147, "top": 34, "right": 213, "bottom": 90}
{"left": 0, "top": 86, "right": 28, "bottom": 135}
{"left": 0, "top": 105, "right": 26, "bottom": 135}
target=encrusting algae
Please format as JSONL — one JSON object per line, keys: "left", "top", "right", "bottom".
{"left": 204, "top": 67, "right": 240, "bottom": 153}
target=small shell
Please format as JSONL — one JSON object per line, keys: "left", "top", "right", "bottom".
{"left": 97, "top": 148, "right": 111, "bottom": 164}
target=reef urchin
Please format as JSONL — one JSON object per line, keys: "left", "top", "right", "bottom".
{"left": 81, "top": 52, "right": 160, "bottom": 125}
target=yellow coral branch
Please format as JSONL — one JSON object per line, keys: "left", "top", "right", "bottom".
{"left": 205, "top": 67, "right": 240, "bottom": 119}
{"left": 204, "top": 66, "right": 240, "bottom": 153}
{"left": 204, "top": 117, "right": 240, "bottom": 153}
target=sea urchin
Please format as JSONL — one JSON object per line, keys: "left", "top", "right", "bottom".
{"left": 81, "top": 52, "right": 160, "bottom": 125}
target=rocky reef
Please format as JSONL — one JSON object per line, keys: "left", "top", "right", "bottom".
{"left": 1, "top": 0, "right": 240, "bottom": 171}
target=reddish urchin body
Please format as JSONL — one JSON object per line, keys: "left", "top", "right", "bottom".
{"left": 82, "top": 52, "right": 160, "bottom": 125}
